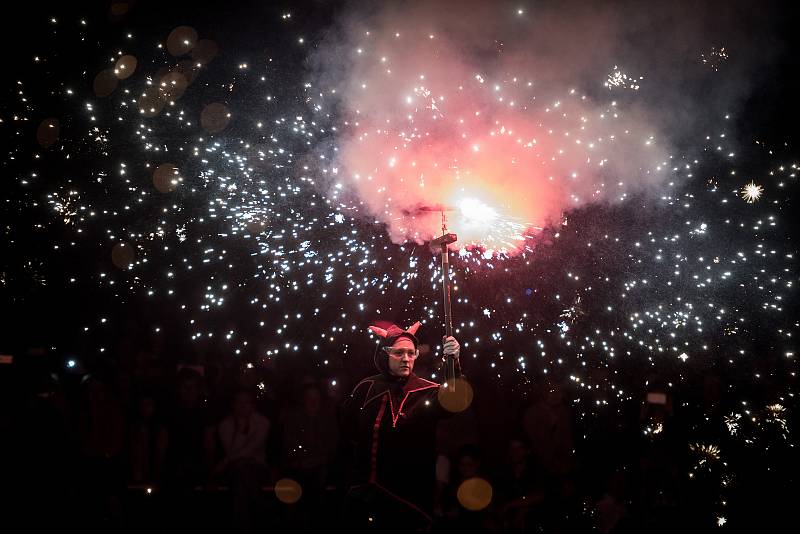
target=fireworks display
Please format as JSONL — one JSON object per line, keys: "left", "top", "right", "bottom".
{"left": 1, "top": 0, "right": 798, "bottom": 528}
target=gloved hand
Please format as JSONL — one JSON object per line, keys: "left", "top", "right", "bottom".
{"left": 443, "top": 336, "right": 460, "bottom": 360}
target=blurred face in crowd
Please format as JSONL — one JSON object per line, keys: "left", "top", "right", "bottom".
{"left": 459, "top": 454, "right": 480, "bottom": 480}
{"left": 233, "top": 392, "right": 255, "bottom": 419}
{"left": 178, "top": 377, "right": 202, "bottom": 408}
{"left": 386, "top": 337, "right": 417, "bottom": 377}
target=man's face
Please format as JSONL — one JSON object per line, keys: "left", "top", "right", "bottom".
{"left": 386, "top": 337, "right": 417, "bottom": 377}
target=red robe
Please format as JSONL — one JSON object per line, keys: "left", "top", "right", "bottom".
{"left": 340, "top": 371, "right": 455, "bottom": 530}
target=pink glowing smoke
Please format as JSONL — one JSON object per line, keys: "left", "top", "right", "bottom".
{"left": 310, "top": 0, "right": 771, "bottom": 252}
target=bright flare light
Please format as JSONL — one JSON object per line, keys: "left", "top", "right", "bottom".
{"left": 451, "top": 197, "right": 531, "bottom": 255}
{"left": 740, "top": 181, "right": 763, "bottom": 203}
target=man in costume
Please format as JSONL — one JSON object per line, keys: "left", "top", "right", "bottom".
{"left": 340, "top": 321, "right": 462, "bottom": 532}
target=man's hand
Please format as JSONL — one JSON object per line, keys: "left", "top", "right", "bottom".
{"left": 443, "top": 336, "right": 460, "bottom": 360}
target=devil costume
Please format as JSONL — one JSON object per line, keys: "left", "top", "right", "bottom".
{"left": 340, "top": 322, "right": 462, "bottom": 532}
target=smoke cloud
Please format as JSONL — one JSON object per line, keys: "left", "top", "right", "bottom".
{"left": 309, "top": 0, "right": 779, "bottom": 251}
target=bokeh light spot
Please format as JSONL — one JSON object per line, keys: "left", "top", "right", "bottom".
{"left": 160, "top": 70, "right": 189, "bottom": 101}
{"left": 111, "top": 242, "right": 135, "bottom": 269}
{"left": 201, "top": 102, "right": 231, "bottom": 133}
{"left": 114, "top": 55, "right": 138, "bottom": 80}
{"left": 93, "top": 69, "right": 118, "bottom": 97}
{"left": 274, "top": 478, "right": 302, "bottom": 504}
{"left": 437, "top": 377, "right": 474, "bottom": 413}
{"left": 166, "top": 26, "right": 198, "bottom": 57}
{"left": 153, "top": 163, "right": 181, "bottom": 193}
{"left": 191, "top": 39, "right": 219, "bottom": 65}
{"left": 457, "top": 477, "right": 493, "bottom": 511}
{"left": 36, "top": 118, "right": 60, "bottom": 149}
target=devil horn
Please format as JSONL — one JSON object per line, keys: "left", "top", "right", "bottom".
{"left": 406, "top": 321, "right": 421, "bottom": 335}
{"left": 369, "top": 325, "right": 389, "bottom": 338}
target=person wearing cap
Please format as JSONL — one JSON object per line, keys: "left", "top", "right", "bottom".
{"left": 339, "top": 321, "right": 461, "bottom": 532}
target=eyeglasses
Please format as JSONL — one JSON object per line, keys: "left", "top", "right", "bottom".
{"left": 384, "top": 348, "right": 419, "bottom": 360}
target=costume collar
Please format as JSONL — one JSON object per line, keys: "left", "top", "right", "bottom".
{"left": 362, "top": 373, "right": 439, "bottom": 408}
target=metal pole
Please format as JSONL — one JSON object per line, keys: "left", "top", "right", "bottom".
{"left": 429, "top": 210, "right": 458, "bottom": 389}
{"left": 439, "top": 212, "right": 455, "bottom": 386}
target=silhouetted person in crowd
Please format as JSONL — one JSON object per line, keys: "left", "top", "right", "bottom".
{"left": 522, "top": 381, "right": 580, "bottom": 531}
{"left": 160, "top": 368, "right": 215, "bottom": 530}
{"left": 495, "top": 436, "right": 544, "bottom": 533}
{"left": 129, "top": 389, "right": 166, "bottom": 485}
{"left": 592, "top": 469, "right": 630, "bottom": 534}
{"left": 281, "top": 381, "right": 339, "bottom": 530}
{"left": 78, "top": 375, "right": 126, "bottom": 529}
{"left": 214, "top": 389, "right": 270, "bottom": 534}
{"left": 4, "top": 368, "right": 77, "bottom": 530}
{"left": 438, "top": 444, "right": 496, "bottom": 534}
